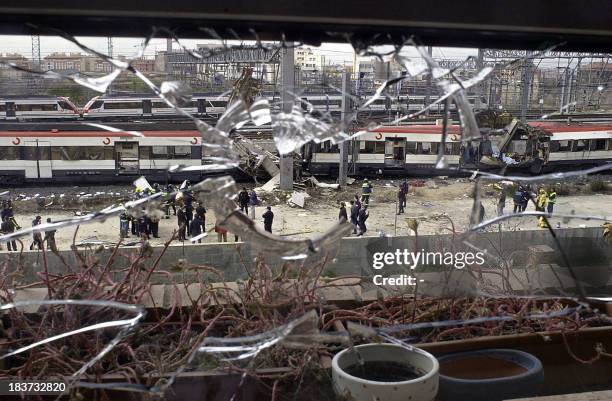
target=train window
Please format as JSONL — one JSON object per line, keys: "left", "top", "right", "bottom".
{"left": 557, "top": 140, "right": 572, "bottom": 152}
{"left": 444, "top": 142, "right": 461, "bottom": 155}
{"left": 592, "top": 139, "right": 607, "bottom": 151}
{"left": 0, "top": 147, "right": 18, "bottom": 160}
{"left": 83, "top": 147, "right": 112, "bottom": 160}
{"left": 52, "top": 146, "right": 80, "bottom": 160}
{"left": 0, "top": 104, "right": 5, "bottom": 112}
{"left": 140, "top": 146, "right": 151, "bottom": 159}
{"left": 104, "top": 102, "right": 142, "bottom": 109}
{"left": 89, "top": 100, "right": 104, "bottom": 109}
{"left": 151, "top": 146, "right": 168, "bottom": 159}
{"left": 572, "top": 139, "right": 589, "bottom": 152}
{"left": 16, "top": 103, "right": 58, "bottom": 111}
{"left": 23, "top": 147, "right": 37, "bottom": 160}
{"left": 173, "top": 146, "right": 191, "bottom": 157}
{"left": 405, "top": 142, "right": 417, "bottom": 155}
{"left": 418, "top": 142, "right": 438, "bottom": 155}
{"left": 209, "top": 100, "right": 227, "bottom": 108}
{"left": 361, "top": 141, "right": 385, "bottom": 154}
{"left": 152, "top": 102, "right": 171, "bottom": 109}
{"left": 57, "top": 101, "right": 73, "bottom": 110}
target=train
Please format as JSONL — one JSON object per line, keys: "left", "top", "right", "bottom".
{"left": 0, "top": 120, "right": 609, "bottom": 185}
{"left": 0, "top": 130, "right": 204, "bottom": 185}
{"left": 0, "top": 96, "right": 79, "bottom": 120}
{"left": 0, "top": 93, "right": 481, "bottom": 120}
{"left": 304, "top": 121, "right": 612, "bottom": 176}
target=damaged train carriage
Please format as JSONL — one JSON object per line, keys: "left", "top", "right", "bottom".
{"left": 304, "top": 120, "right": 612, "bottom": 176}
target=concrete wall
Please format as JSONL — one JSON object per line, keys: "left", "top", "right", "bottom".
{"left": 2, "top": 227, "right": 609, "bottom": 288}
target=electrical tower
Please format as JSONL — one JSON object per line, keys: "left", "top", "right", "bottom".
{"left": 31, "top": 35, "right": 41, "bottom": 69}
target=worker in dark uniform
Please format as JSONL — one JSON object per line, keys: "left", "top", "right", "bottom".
{"left": 177, "top": 207, "right": 187, "bottom": 241}
{"left": 138, "top": 214, "right": 149, "bottom": 240}
{"left": 189, "top": 214, "right": 205, "bottom": 243}
{"left": 44, "top": 218, "right": 57, "bottom": 252}
{"left": 148, "top": 212, "right": 160, "bottom": 238}
{"left": 1, "top": 217, "right": 17, "bottom": 252}
{"left": 262, "top": 206, "right": 274, "bottom": 233}
{"left": 238, "top": 187, "right": 250, "bottom": 214}
{"left": 29, "top": 216, "right": 43, "bottom": 250}
{"left": 398, "top": 187, "right": 407, "bottom": 214}
{"left": 357, "top": 205, "right": 369, "bottom": 236}
{"left": 338, "top": 202, "right": 348, "bottom": 221}
{"left": 195, "top": 202, "right": 206, "bottom": 230}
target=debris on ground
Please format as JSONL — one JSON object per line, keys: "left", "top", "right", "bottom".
{"left": 288, "top": 191, "right": 310, "bottom": 208}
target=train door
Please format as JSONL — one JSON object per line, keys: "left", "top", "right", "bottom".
{"left": 115, "top": 142, "right": 140, "bottom": 174}
{"left": 25, "top": 140, "right": 52, "bottom": 179}
{"left": 6, "top": 102, "right": 16, "bottom": 119}
{"left": 142, "top": 100, "right": 152, "bottom": 116}
{"left": 197, "top": 98, "right": 206, "bottom": 115}
{"left": 384, "top": 138, "right": 406, "bottom": 168}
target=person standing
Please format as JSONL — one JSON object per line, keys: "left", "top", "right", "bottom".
{"left": 357, "top": 205, "right": 369, "bottom": 236}
{"left": 138, "top": 215, "right": 149, "bottom": 240}
{"left": 130, "top": 213, "right": 138, "bottom": 236}
{"left": 44, "top": 218, "right": 57, "bottom": 252}
{"left": 349, "top": 200, "right": 359, "bottom": 234}
{"left": 547, "top": 187, "right": 557, "bottom": 216}
{"left": 238, "top": 187, "right": 250, "bottom": 214}
{"left": 338, "top": 202, "right": 348, "bottom": 221}
{"left": 397, "top": 187, "right": 406, "bottom": 214}
{"left": 149, "top": 212, "right": 160, "bottom": 238}
{"left": 177, "top": 207, "right": 187, "bottom": 241}
{"left": 215, "top": 222, "right": 228, "bottom": 242}
{"left": 195, "top": 202, "right": 206, "bottom": 230}
{"left": 399, "top": 179, "right": 408, "bottom": 211}
{"left": 512, "top": 187, "right": 523, "bottom": 213}
{"left": 249, "top": 190, "right": 258, "bottom": 220}
{"left": 1, "top": 217, "right": 17, "bottom": 252}
{"left": 497, "top": 191, "right": 506, "bottom": 216}
{"left": 119, "top": 211, "right": 130, "bottom": 238}
{"left": 521, "top": 186, "right": 530, "bottom": 212}
{"left": 189, "top": 214, "right": 204, "bottom": 243}
{"left": 1, "top": 200, "right": 14, "bottom": 222}
{"left": 361, "top": 179, "right": 373, "bottom": 205}
{"left": 354, "top": 194, "right": 362, "bottom": 210}
{"left": 29, "top": 216, "right": 43, "bottom": 250}
{"left": 536, "top": 188, "right": 548, "bottom": 214}
{"left": 262, "top": 206, "right": 274, "bottom": 233}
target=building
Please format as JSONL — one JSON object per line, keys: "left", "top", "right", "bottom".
{"left": 294, "top": 47, "right": 323, "bottom": 71}
{"left": 0, "top": 53, "right": 31, "bottom": 79}
{"left": 43, "top": 52, "right": 83, "bottom": 72}
{"left": 131, "top": 57, "right": 156, "bottom": 73}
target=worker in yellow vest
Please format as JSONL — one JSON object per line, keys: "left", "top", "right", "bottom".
{"left": 535, "top": 188, "right": 547, "bottom": 213}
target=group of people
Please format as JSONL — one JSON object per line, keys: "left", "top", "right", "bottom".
{"left": 1, "top": 200, "right": 58, "bottom": 252}
{"left": 510, "top": 185, "right": 557, "bottom": 216}
{"left": 339, "top": 194, "right": 369, "bottom": 236}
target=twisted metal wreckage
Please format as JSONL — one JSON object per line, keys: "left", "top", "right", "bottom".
{"left": 0, "top": 26, "right": 611, "bottom": 398}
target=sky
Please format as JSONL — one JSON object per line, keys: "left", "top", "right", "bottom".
{"left": 0, "top": 35, "right": 478, "bottom": 63}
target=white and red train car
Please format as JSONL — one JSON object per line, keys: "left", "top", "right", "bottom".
{"left": 0, "top": 130, "right": 204, "bottom": 185}
{"left": 305, "top": 122, "right": 612, "bottom": 175}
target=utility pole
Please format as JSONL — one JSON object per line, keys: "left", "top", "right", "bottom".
{"left": 476, "top": 48, "right": 485, "bottom": 107}
{"left": 519, "top": 51, "right": 533, "bottom": 123}
{"left": 338, "top": 72, "right": 351, "bottom": 187}
{"left": 279, "top": 45, "right": 294, "bottom": 191}
{"left": 107, "top": 37, "right": 114, "bottom": 58}
{"left": 165, "top": 37, "right": 172, "bottom": 78}
{"left": 424, "top": 46, "right": 433, "bottom": 115}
